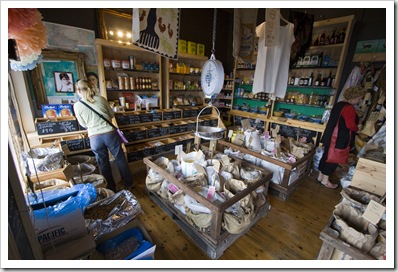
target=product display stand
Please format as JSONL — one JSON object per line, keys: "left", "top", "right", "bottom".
{"left": 143, "top": 145, "right": 272, "bottom": 259}
{"left": 217, "top": 140, "right": 314, "bottom": 200}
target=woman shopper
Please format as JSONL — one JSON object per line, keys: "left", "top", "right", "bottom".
{"left": 317, "top": 85, "right": 366, "bottom": 189}
{"left": 73, "top": 79, "right": 134, "bottom": 191}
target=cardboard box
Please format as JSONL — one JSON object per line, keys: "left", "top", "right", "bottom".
{"left": 30, "top": 163, "right": 74, "bottom": 183}
{"left": 178, "top": 39, "right": 187, "bottom": 53}
{"left": 92, "top": 218, "right": 154, "bottom": 260}
{"left": 350, "top": 158, "right": 386, "bottom": 197}
{"left": 34, "top": 205, "right": 87, "bottom": 251}
{"left": 96, "top": 217, "right": 153, "bottom": 245}
{"left": 196, "top": 43, "right": 205, "bottom": 56}
{"left": 44, "top": 233, "right": 96, "bottom": 260}
{"left": 187, "top": 41, "right": 197, "bottom": 55}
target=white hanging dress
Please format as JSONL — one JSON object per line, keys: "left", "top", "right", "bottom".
{"left": 252, "top": 21, "right": 295, "bottom": 99}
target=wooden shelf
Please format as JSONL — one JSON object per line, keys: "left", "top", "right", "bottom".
{"left": 353, "top": 52, "right": 386, "bottom": 63}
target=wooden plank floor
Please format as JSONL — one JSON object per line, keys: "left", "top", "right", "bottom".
{"left": 130, "top": 167, "right": 342, "bottom": 260}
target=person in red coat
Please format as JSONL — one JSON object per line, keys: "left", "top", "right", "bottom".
{"left": 317, "top": 85, "right": 366, "bottom": 189}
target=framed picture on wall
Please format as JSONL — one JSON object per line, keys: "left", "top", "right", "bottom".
{"left": 30, "top": 49, "right": 86, "bottom": 110}
{"left": 54, "top": 71, "right": 74, "bottom": 93}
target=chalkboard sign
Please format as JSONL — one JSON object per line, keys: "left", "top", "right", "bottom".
{"left": 183, "top": 109, "right": 198, "bottom": 118}
{"left": 36, "top": 121, "right": 59, "bottom": 135}
{"left": 128, "top": 150, "right": 143, "bottom": 162}
{"left": 125, "top": 129, "right": 147, "bottom": 141}
{"left": 84, "top": 138, "right": 90, "bottom": 149}
{"left": 128, "top": 114, "right": 141, "bottom": 124}
{"left": 201, "top": 107, "right": 212, "bottom": 115}
{"left": 147, "top": 128, "right": 159, "bottom": 139}
{"left": 140, "top": 113, "right": 153, "bottom": 123}
{"left": 270, "top": 123, "right": 318, "bottom": 144}
{"left": 61, "top": 139, "right": 84, "bottom": 152}
{"left": 173, "top": 111, "right": 182, "bottom": 119}
{"left": 179, "top": 124, "right": 188, "bottom": 133}
{"left": 186, "top": 122, "right": 196, "bottom": 131}
{"left": 210, "top": 119, "right": 219, "bottom": 127}
{"left": 154, "top": 144, "right": 167, "bottom": 154}
{"left": 163, "top": 112, "right": 173, "bottom": 120}
{"left": 58, "top": 120, "right": 78, "bottom": 133}
{"left": 115, "top": 115, "right": 130, "bottom": 126}
{"left": 152, "top": 112, "right": 162, "bottom": 122}
{"left": 169, "top": 124, "right": 180, "bottom": 134}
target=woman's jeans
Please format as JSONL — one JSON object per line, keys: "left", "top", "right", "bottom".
{"left": 89, "top": 131, "right": 133, "bottom": 190}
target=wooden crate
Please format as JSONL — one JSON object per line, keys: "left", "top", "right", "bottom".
{"left": 217, "top": 140, "right": 314, "bottom": 201}
{"left": 350, "top": 158, "right": 386, "bottom": 197}
{"left": 317, "top": 215, "right": 377, "bottom": 260}
{"left": 143, "top": 145, "right": 272, "bottom": 259}
{"left": 30, "top": 163, "right": 74, "bottom": 183}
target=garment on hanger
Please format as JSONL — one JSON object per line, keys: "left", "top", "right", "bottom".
{"left": 337, "top": 64, "right": 367, "bottom": 102}
{"left": 289, "top": 10, "right": 315, "bottom": 68}
{"left": 252, "top": 21, "right": 295, "bottom": 99}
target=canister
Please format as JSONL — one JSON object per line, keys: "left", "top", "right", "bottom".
{"left": 119, "top": 96, "right": 126, "bottom": 107}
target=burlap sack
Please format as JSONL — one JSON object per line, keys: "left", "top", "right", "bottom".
{"left": 220, "top": 160, "right": 241, "bottom": 179}
{"left": 145, "top": 175, "right": 162, "bottom": 193}
{"left": 167, "top": 189, "right": 185, "bottom": 206}
{"left": 222, "top": 178, "right": 255, "bottom": 234}
{"left": 333, "top": 202, "right": 378, "bottom": 253}
{"left": 240, "top": 167, "right": 262, "bottom": 183}
{"left": 340, "top": 187, "right": 381, "bottom": 212}
{"left": 185, "top": 207, "right": 212, "bottom": 231}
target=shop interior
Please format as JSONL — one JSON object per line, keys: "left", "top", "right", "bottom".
{"left": 5, "top": 4, "right": 392, "bottom": 269}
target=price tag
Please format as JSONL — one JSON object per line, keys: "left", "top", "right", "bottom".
{"left": 241, "top": 119, "right": 251, "bottom": 131}
{"left": 362, "top": 199, "right": 386, "bottom": 225}
{"left": 175, "top": 145, "right": 183, "bottom": 155}
{"left": 228, "top": 129, "right": 233, "bottom": 138}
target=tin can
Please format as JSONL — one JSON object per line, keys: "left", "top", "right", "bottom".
{"left": 118, "top": 76, "right": 124, "bottom": 90}
{"left": 124, "top": 76, "right": 130, "bottom": 90}
{"left": 129, "top": 56, "right": 135, "bottom": 69}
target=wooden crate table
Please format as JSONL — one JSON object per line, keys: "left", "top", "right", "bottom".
{"left": 317, "top": 215, "right": 377, "bottom": 260}
{"left": 143, "top": 147, "right": 272, "bottom": 259}
{"left": 217, "top": 140, "right": 315, "bottom": 201}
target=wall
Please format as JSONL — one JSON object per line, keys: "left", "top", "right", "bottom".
{"left": 38, "top": 7, "right": 386, "bottom": 93}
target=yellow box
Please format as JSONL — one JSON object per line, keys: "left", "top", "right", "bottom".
{"left": 178, "top": 39, "right": 187, "bottom": 53}
{"left": 187, "top": 41, "right": 197, "bottom": 55}
{"left": 196, "top": 43, "right": 205, "bottom": 56}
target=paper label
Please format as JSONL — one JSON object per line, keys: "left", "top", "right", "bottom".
{"left": 362, "top": 199, "right": 386, "bottom": 225}
{"left": 207, "top": 186, "right": 216, "bottom": 200}
{"left": 228, "top": 129, "right": 233, "bottom": 138}
{"left": 175, "top": 145, "right": 183, "bottom": 155}
{"left": 168, "top": 183, "right": 179, "bottom": 194}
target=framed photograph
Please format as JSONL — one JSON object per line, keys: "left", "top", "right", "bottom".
{"left": 54, "top": 71, "right": 74, "bottom": 93}
{"left": 98, "top": 8, "right": 132, "bottom": 43}
{"left": 30, "top": 49, "right": 86, "bottom": 110}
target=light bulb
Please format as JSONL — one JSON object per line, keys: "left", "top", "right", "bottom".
{"left": 117, "top": 31, "right": 123, "bottom": 38}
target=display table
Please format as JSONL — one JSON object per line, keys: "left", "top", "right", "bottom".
{"left": 217, "top": 140, "right": 315, "bottom": 200}
{"left": 143, "top": 146, "right": 272, "bottom": 259}
{"left": 317, "top": 214, "right": 377, "bottom": 260}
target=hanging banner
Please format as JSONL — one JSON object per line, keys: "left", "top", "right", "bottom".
{"left": 132, "top": 8, "right": 180, "bottom": 60}
{"left": 233, "top": 8, "right": 258, "bottom": 63}
{"left": 264, "top": 8, "right": 280, "bottom": 47}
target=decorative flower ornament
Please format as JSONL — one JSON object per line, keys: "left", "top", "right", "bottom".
{"left": 8, "top": 8, "right": 47, "bottom": 71}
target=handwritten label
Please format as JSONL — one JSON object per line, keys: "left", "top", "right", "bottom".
{"left": 152, "top": 112, "right": 162, "bottom": 122}
{"left": 128, "top": 114, "right": 141, "bottom": 124}
{"left": 61, "top": 139, "right": 84, "bottom": 151}
{"left": 36, "top": 122, "right": 58, "bottom": 135}
{"left": 140, "top": 114, "right": 152, "bottom": 123}
{"left": 175, "top": 144, "right": 183, "bottom": 155}
{"left": 362, "top": 199, "right": 386, "bottom": 225}
{"left": 58, "top": 120, "right": 78, "bottom": 133}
